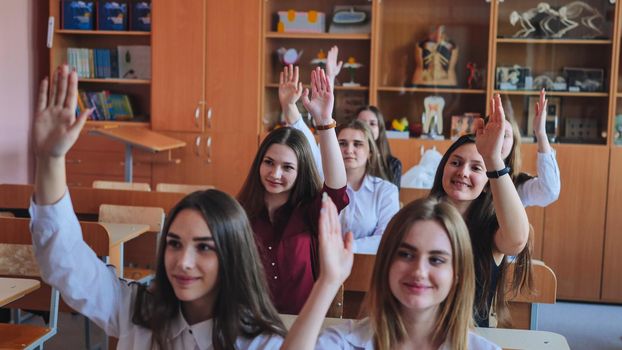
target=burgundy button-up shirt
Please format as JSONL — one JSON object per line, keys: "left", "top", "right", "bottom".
{"left": 251, "top": 185, "right": 349, "bottom": 314}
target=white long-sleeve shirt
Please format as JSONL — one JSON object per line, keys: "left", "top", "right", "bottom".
{"left": 29, "top": 191, "right": 283, "bottom": 350}
{"left": 517, "top": 150, "right": 561, "bottom": 208}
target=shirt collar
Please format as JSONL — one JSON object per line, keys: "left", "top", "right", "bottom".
{"left": 169, "top": 307, "right": 213, "bottom": 349}
{"left": 348, "top": 175, "right": 377, "bottom": 193}
{"left": 343, "top": 318, "right": 375, "bottom": 349}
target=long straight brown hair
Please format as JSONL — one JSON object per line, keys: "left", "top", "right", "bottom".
{"left": 367, "top": 197, "right": 475, "bottom": 350}
{"left": 430, "top": 135, "right": 532, "bottom": 327}
{"left": 237, "top": 127, "right": 322, "bottom": 220}
{"left": 355, "top": 105, "right": 396, "bottom": 183}
{"left": 132, "top": 190, "right": 286, "bottom": 349}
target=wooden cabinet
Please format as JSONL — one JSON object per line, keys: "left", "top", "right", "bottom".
{"left": 542, "top": 145, "right": 608, "bottom": 300}
{"left": 150, "top": 0, "right": 261, "bottom": 193}
{"left": 603, "top": 148, "right": 622, "bottom": 301}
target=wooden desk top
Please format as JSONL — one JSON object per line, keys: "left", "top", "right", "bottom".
{"left": 99, "top": 222, "right": 150, "bottom": 247}
{"left": 89, "top": 127, "right": 186, "bottom": 153}
{"left": 0, "top": 277, "right": 40, "bottom": 307}
{"left": 476, "top": 327, "right": 570, "bottom": 350}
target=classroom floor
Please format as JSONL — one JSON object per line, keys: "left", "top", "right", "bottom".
{"left": 22, "top": 301, "right": 622, "bottom": 349}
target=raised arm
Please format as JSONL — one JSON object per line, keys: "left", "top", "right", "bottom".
{"left": 325, "top": 46, "right": 343, "bottom": 88}
{"left": 476, "top": 94, "right": 529, "bottom": 258}
{"left": 302, "top": 68, "right": 347, "bottom": 189}
{"left": 281, "top": 193, "right": 354, "bottom": 350}
{"left": 34, "top": 65, "right": 90, "bottom": 204}
{"left": 280, "top": 64, "right": 325, "bottom": 177}
{"left": 518, "top": 89, "right": 561, "bottom": 207}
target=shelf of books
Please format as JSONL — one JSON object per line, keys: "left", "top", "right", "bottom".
{"left": 51, "top": 0, "right": 152, "bottom": 124}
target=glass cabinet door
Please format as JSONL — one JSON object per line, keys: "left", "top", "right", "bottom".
{"left": 375, "top": 0, "right": 492, "bottom": 140}
{"left": 495, "top": 0, "right": 616, "bottom": 145}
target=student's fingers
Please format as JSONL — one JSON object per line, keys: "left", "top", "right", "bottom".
{"left": 55, "top": 65, "right": 69, "bottom": 107}
{"left": 279, "top": 71, "right": 284, "bottom": 85}
{"left": 319, "top": 69, "right": 327, "bottom": 92}
{"left": 540, "top": 88, "right": 546, "bottom": 105}
{"left": 49, "top": 67, "right": 59, "bottom": 108}
{"left": 67, "top": 108, "right": 90, "bottom": 139}
{"left": 37, "top": 77, "right": 49, "bottom": 114}
{"left": 344, "top": 232, "right": 354, "bottom": 253}
{"left": 294, "top": 65, "right": 299, "bottom": 84}
{"left": 310, "top": 69, "right": 319, "bottom": 98}
{"left": 65, "top": 70, "right": 79, "bottom": 113}
{"left": 473, "top": 117, "right": 485, "bottom": 133}
{"left": 301, "top": 88, "right": 310, "bottom": 107}
{"left": 297, "top": 82, "right": 303, "bottom": 95}
{"left": 494, "top": 94, "right": 504, "bottom": 122}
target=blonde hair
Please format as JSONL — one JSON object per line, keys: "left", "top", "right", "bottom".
{"left": 367, "top": 197, "right": 475, "bottom": 350}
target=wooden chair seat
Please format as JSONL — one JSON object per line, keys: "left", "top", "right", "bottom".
{"left": 0, "top": 324, "right": 52, "bottom": 349}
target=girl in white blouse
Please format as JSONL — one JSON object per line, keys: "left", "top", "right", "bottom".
{"left": 282, "top": 196, "right": 500, "bottom": 350}
{"left": 278, "top": 64, "right": 399, "bottom": 253}
{"left": 30, "top": 65, "right": 286, "bottom": 349}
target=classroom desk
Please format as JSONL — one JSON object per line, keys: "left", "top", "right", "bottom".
{"left": 99, "top": 222, "right": 150, "bottom": 277}
{"left": 0, "top": 277, "right": 40, "bottom": 307}
{"left": 279, "top": 314, "right": 570, "bottom": 350}
{"left": 476, "top": 327, "right": 570, "bottom": 350}
{"left": 89, "top": 126, "right": 186, "bottom": 182}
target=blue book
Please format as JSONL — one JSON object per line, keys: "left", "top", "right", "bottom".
{"left": 98, "top": 1, "right": 128, "bottom": 31}
{"left": 130, "top": 1, "right": 151, "bottom": 31}
{"left": 62, "top": 1, "right": 94, "bottom": 30}
{"left": 110, "top": 49, "right": 120, "bottom": 78}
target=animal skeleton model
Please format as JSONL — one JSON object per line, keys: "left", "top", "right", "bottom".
{"left": 510, "top": 1, "right": 604, "bottom": 38}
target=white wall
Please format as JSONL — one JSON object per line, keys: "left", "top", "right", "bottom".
{"left": 0, "top": 0, "right": 38, "bottom": 183}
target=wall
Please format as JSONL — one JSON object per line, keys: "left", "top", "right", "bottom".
{"left": 0, "top": 0, "right": 48, "bottom": 184}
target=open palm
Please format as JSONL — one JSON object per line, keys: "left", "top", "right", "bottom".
{"left": 318, "top": 193, "right": 353, "bottom": 285}
{"left": 34, "top": 66, "right": 90, "bottom": 158}
{"left": 475, "top": 94, "right": 505, "bottom": 161}
{"left": 302, "top": 68, "right": 334, "bottom": 126}
{"left": 278, "top": 64, "right": 303, "bottom": 106}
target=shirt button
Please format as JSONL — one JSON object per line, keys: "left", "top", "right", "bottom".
{"left": 268, "top": 246, "right": 272, "bottom": 250}
{"left": 189, "top": 329, "right": 193, "bottom": 334}
{"left": 273, "top": 276, "right": 278, "bottom": 279}
{"left": 271, "top": 262, "right": 276, "bottom": 266}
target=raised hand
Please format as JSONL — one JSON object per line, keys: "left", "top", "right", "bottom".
{"left": 278, "top": 64, "right": 303, "bottom": 107}
{"left": 534, "top": 88, "right": 548, "bottom": 138}
{"left": 475, "top": 94, "right": 505, "bottom": 170}
{"left": 325, "top": 46, "right": 342, "bottom": 86}
{"left": 34, "top": 65, "right": 91, "bottom": 159}
{"left": 318, "top": 192, "right": 353, "bottom": 286}
{"left": 301, "top": 67, "right": 334, "bottom": 126}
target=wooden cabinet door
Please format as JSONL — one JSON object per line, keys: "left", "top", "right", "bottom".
{"left": 602, "top": 147, "right": 622, "bottom": 302}
{"left": 151, "top": 0, "right": 206, "bottom": 132}
{"left": 542, "top": 145, "right": 608, "bottom": 301}
{"left": 204, "top": 0, "right": 261, "bottom": 135}
{"left": 151, "top": 132, "right": 215, "bottom": 188}
{"left": 519, "top": 143, "right": 545, "bottom": 260}
{"left": 151, "top": 132, "right": 258, "bottom": 196}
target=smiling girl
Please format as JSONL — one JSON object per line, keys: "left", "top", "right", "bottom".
{"left": 238, "top": 67, "right": 348, "bottom": 314}
{"left": 430, "top": 95, "right": 532, "bottom": 327}
{"left": 30, "top": 65, "right": 286, "bottom": 349}
{"left": 282, "top": 196, "right": 500, "bottom": 350}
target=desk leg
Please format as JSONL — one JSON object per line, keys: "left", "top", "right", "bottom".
{"left": 109, "top": 243, "right": 124, "bottom": 278}
{"left": 124, "top": 144, "right": 133, "bottom": 183}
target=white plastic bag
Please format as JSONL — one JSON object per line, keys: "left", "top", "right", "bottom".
{"left": 401, "top": 148, "right": 443, "bottom": 189}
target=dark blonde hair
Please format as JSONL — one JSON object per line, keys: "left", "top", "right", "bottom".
{"left": 367, "top": 197, "right": 475, "bottom": 350}
{"left": 355, "top": 105, "right": 396, "bottom": 183}
{"left": 237, "top": 127, "right": 322, "bottom": 220}
{"left": 337, "top": 119, "right": 389, "bottom": 181}
{"left": 132, "top": 190, "right": 286, "bottom": 350}
{"left": 430, "top": 135, "right": 532, "bottom": 327}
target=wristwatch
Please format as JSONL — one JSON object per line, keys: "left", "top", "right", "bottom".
{"left": 486, "top": 166, "right": 511, "bottom": 179}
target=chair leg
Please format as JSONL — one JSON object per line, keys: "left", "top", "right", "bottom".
{"left": 530, "top": 303, "right": 539, "bottom": 330}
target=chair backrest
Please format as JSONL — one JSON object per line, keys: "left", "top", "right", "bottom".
{"left": 344, "top": 254, "right": 376, "bottom": 292}
{"left": 99, "top": 204, "right": 165, "bottom": 232}
{"left": 0, "top": 183, "right": 185, "bottom": 216}
{"left": 0, "top": 211, "right": 15, "bottom": 218}
{"left": 506, "top": 259, "right": 557, "bottom": 304}
{"left": 93, "top": 180, "right": 151, "bottom": 191}
{"left": 399, "top": 188, "right": 430, "bottom": 206}
{"left": 155, "top": 183, "right": 215, "bottom": 194}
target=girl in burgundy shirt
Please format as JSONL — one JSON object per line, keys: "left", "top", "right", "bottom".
{"left": 238, "top": 68, "right": 349, "bottom": 314}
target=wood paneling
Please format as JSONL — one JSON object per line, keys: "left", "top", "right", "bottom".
{"left": 602, "top": 147, "right": 622, "bottom": 301}
{"left": 542, "top": 145, "right": 608, "bottom": 300}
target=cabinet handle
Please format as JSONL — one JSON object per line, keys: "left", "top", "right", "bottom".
{"left": 206, "top": 107, "right": 213, "bottom": 129}
{"left": 205, "top": 136, "right": 212, "bottom": 164}
{"left": 195, "top": 136, "right": 202, "bottom": 156}
{"left": 194, "top": 103, "right": 201, "bottom": 128}
{"left": 47, "top": 16, "right": 54, "bottom": 48}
